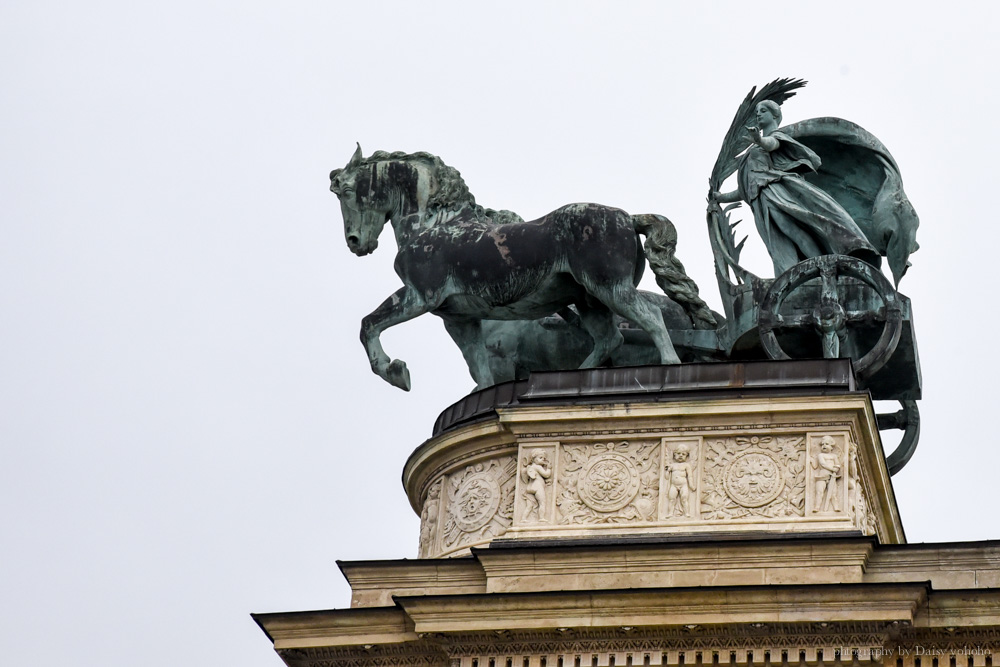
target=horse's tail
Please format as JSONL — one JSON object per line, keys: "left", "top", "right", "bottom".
{"left": 631, "top": 214, "right": 717, "bottom": 330}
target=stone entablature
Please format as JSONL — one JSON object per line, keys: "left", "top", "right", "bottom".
{"left": 405, "top": 394, "right": 900, "bottom": 558}
{"left": 259, "top": 539, "right": 1000, "bottom": 665}
{"left": 257, "top": 591, "right": 1000, "bottom": 667}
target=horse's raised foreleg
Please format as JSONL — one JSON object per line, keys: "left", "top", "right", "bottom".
{"left": 361, "top": 286, "right": 430, "bottom": 391}
{"left": 442, "top": 318, "right": 495, "bottom": 391}
{"left": 590, "top": 285, "right": 681, "bottom": 365}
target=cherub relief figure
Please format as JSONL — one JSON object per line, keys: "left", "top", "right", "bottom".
{"left": 811, "top": 436, "right": 842, "bottom": 513}
{"left": 665, "top": 444, "right": 696, "bottom": 518}
{"left": 521, "top": 449, "right": 553, "bottom": 523}
{"left": 418, "top": 482, "right": 441, "bottom": 557}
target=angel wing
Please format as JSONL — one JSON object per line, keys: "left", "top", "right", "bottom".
{"left": 779, "top": 117, "right": 920, "bottom": 285}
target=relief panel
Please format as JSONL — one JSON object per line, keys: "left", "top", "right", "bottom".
{"left": 807, "top": 433, "right": 848, "bottom": 515}
{"left": 417, "top": 478, "right": 443, "bottom": 558}
{"left": 556, "top": 440, "right": 660, "bottom": 524}
{"left": 514, "top": 443, "right": 558, "bottom": 525}
{"left": 660, "top": 437, "right": 701, "bottom": 521}
{"left": 701, "top": 434, "right": 806, "bottom": 520}
{"left": 440, "top": 457, "right": 516, "bottom": 552}
{"left": 847, "top": 438, "right": 877, "bottom": 536}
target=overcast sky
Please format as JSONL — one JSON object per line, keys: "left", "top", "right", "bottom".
{"left": 3, "top": 2, "right": 1000, "bottom": 666}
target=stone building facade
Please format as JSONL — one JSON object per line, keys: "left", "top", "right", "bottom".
{"left": 254, "top": 362, "right": 999, "bottom": 667}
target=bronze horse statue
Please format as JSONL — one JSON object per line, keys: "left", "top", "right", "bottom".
{"left": 330, "top": 145, "right": 715, "bottom": 391}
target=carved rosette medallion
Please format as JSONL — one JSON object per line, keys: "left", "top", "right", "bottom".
{"left": 441, "top": 458, "right": 515, "bottom": 553}
{"left": 557, "top": 441, "right": 659, "bottom": 524}
{"left": 578, "top": 453, "right": 640, "bottom": 512}
{"left": 723, "top": 451, "right": 784, "bottom": 508}
{"left": 701, "top": 435, "right": 806, "bottom": 520}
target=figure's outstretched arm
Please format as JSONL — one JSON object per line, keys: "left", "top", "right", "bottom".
{"left": 747, "top": 126, "right": 779, "bottom": 152}
{"left": 713, "top": 189, "right": 742, "bottom": 204}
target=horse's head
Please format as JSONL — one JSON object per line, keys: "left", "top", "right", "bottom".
{"left": 330, "top": 144, "right": 392, "bottom": 256}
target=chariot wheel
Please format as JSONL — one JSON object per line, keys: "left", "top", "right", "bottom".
{"left": 758, "top": 255, "right": 903, "bottom": 381}
{"left": 876, "top": 399, "right": 921, "bottom": 476}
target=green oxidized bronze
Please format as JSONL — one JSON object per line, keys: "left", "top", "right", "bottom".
{"left": 330, "top": 145, "right": 715, "bottom": 392}
{"left": 704, "top": 79, "right": 921, "bottom": 474}
{"left": 329, "top": 79, "right": 924, "bottom": 472}
{"left": 708, "top": 78, "right": 919, "bottom": 287}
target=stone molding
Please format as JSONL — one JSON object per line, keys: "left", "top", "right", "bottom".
{"left": 257, "top": 606, "right": 1000, "bottom": 667}
{"left": 257, "top": 544, "right": 1000, "bottom": 666}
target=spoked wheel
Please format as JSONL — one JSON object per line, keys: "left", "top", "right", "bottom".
{"left": 758, "top": 255, "right": 903, "bottom": 381}
{"left": 877, "top": 399, "right": 921, "bottom": 476}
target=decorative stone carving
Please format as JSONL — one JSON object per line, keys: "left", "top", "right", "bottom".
{"left": 417, "top": 479, "right": 442, "bottom": 558}
{"left": 701, "top": 435, "right": 806, "bottom": 519}
{"left": 452, "top": 472, "right": 500, "bottom": 532}
{"left": 811, "top": 435, "right": 843, "bottom": 513}
{"left": 519, "top": 447, "right": 554, "bottom": 524}
{"left": 441, "top": 458, "right": 515, "bottom": 552}
{"left": 406, "top": 393, "right": 904, "bottom": 548}
{"left": 579, "top": 452, "right": 641, "bottom": 512}
{"left": 847, "top": 440, "right": 877, "bottom": 536}
{"left": 557, "top": 441, "right": 659, "bottom": 524}
{"left": 725, "top": 451, "right": 785, "bottom": 508}
{"left": 662, "top": 439, "right": 699, "bottom": 519}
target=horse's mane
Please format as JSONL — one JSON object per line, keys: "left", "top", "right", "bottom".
{"left": 363, "top": 150, "right": 523, "bottom": 224}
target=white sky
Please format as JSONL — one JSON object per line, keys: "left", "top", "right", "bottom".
{"left": 3, "top": 2, "right": 999, "bottom": 666}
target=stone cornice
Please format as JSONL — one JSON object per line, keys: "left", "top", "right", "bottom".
{"left": 252, "top": 607, "right": 417, "bottom": 649}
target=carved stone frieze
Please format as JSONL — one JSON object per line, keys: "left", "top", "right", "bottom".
{"left": 557, "top": 441, "right": 660, "bottom": 524}
{"left": 441, "top": 457, "right": 515, "bottom": 552}
{"left": 406, "top": 394, "right": 905, "bottom": 551}
{"left": 284, "top": 644, "right": 448, "bottom": 667}
{"left": 433, "top": 623, "right": 985, "bottom": 667}
{"left": 280, "top": 623, "right": 999, "bottom": 667}
{"left": 701, "top": 435, "right": 806, "bottom": 519}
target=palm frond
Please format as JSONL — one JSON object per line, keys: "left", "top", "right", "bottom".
{"left": 709, "top": 78, "right": 807, "bottom": 188}
{"left": 722, "top": 204, "right": 747, "bottom": 264}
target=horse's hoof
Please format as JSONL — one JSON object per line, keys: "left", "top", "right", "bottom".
{"left": 386, "top": 359, "right": 411, "bottom": 391}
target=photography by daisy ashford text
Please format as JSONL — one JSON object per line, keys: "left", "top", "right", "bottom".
{"left": 833, "top": 646, "right": 994, "bottom": 660}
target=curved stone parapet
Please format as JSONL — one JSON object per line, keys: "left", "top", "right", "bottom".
{"left": 404, "top": 361, "right": 902, "bottom": 558}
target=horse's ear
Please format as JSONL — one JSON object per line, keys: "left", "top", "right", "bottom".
{"left": 330, "top": 168, "right": 343, "bottom": 192}
{"left": 348, "top": 142, "right": 363, "bottom": 168}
